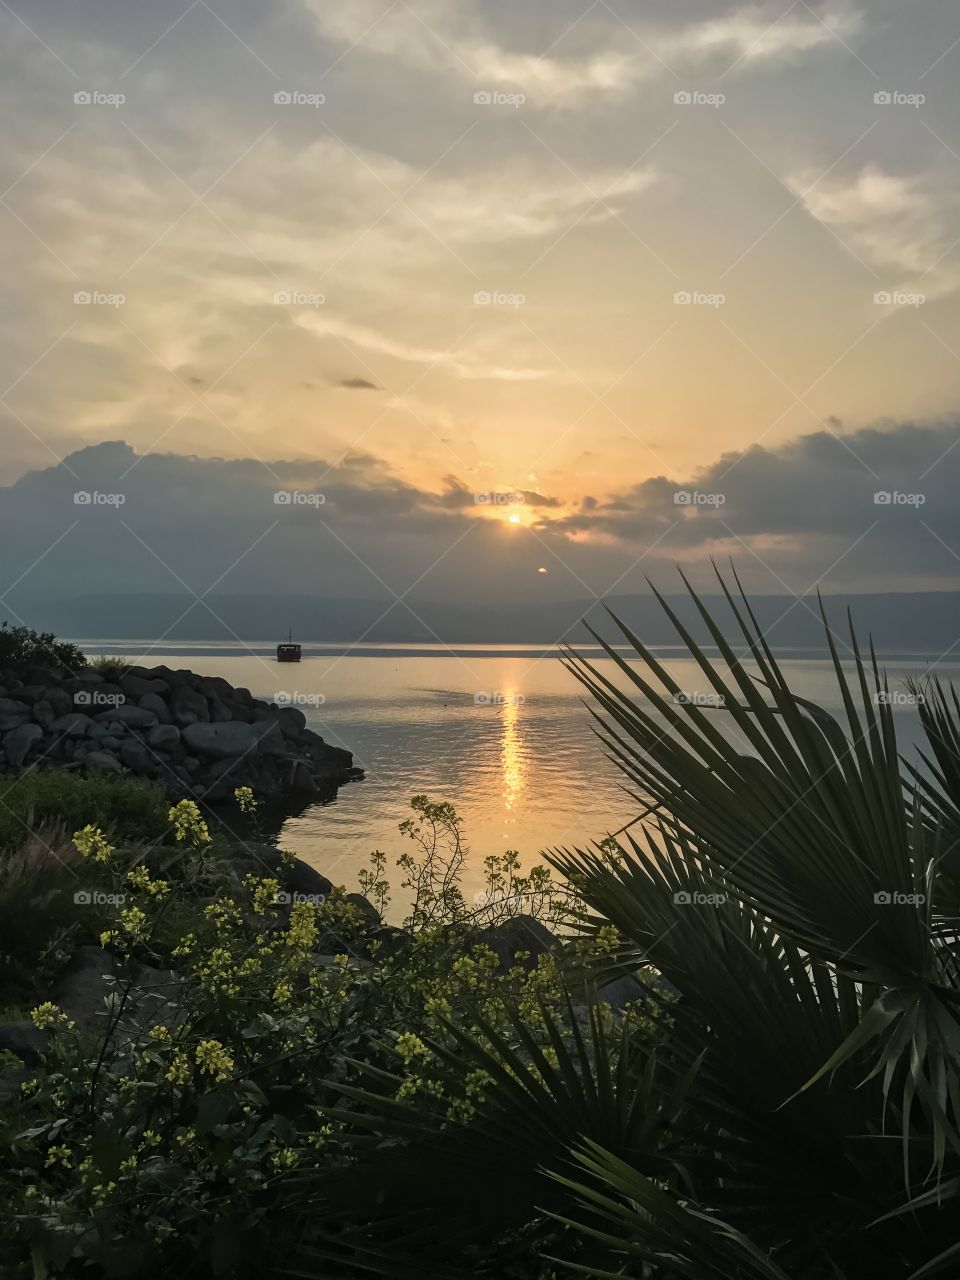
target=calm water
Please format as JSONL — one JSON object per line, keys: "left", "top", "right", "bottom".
{"left": 80, "top": 640, "right": 957, "bottom": 906}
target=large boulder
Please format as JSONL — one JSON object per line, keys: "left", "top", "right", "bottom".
{"left": 43, "top": 686, "right": 73, "bottom": 718}
{"left": 182, "top": 721, "right": 264, "bottom": 760}
{"left": 49, "top": 712, "right": 93, "bottom": 737}
{"left": 95, "top": 704, "right": 158, "bottom": 730}
{"left": 147, "top": 724, "right": 181, "bottom": 751}
{"left": 478, "top": 916, "right": 557, "bottom": 971}
{"left": 85, "top": 750, "right": 121, "bottom": 773}
{"left": 119, "top": 739, "right": 156, "bottom": 775}
{"left": 170, "top": 685, "right": 209, "bottom": 727}
{"left": 0, "top": 1021, "right": 48, "bottom": 1065}
{"left": 3, "top": 722, "right": 42, "bottom": 768}
{"left": 138, "top": 692, "right": 171, "bottom": 723}
{"left": 120, "top": 673, "right": 169, "bottom": 700}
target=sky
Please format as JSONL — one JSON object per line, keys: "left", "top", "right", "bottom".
{"left": 1, "top": 0, "right": 960, "bottom": 617}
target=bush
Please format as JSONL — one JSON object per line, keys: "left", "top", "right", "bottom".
{"left": 0, "top": 773, "right": 168, "bottom": 852}
{"left": 0, "top": 623, "right": 84, "bottom": 673}
{"left": 88, "top": 655, "right": 130, "bottom": 679}
{"left": 0, "top": 827, "right": 85, "bottom": 1003}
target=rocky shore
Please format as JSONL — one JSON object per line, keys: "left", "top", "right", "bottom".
{"left": 0, "top": 660, "right": 361, "bottom": 802}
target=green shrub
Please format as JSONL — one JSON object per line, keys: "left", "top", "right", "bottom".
{"left": 87, "top": 655, "right": 130, "bottom": 679}
{"left": 0, "top": 623, "right": 84, "bottom": 673}
{"left": 0, "top": 773, "right": 168, "bottom": 851}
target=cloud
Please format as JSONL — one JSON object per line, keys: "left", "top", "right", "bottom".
{"left": 304, "top": 1, "right": 864, "bottom": 105}
{"left": 789, "top": 164, "right": 960, "bottom": 297}
{"left": 338, "top": 377, "right": 381, "bottom": 390}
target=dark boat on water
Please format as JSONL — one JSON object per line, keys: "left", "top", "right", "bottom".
{"left": 277, "top": 628, "right": 301, "bottom": 663}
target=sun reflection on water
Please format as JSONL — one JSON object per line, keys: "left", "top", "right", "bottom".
{"left": 499, "top": 691, "right": 526, "bottom": 811}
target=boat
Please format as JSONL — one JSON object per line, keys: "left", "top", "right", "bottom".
{"left": 276, "top": 628, "right": 302, "bottom": 663}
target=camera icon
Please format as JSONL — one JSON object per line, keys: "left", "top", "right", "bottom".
{"left": 474, "top": 90, "right": 492, "bottom": 105}
{"left": 74, "top": 290, "right": 92, "bottom": 304}
{"left": 873, "top": 491, "right": 892, "bottom": 505}
{"left": 74, "top": 890, "right": 91, "bottom": 904}
{"left": 272, "top": 290, "right": 291, "bottom": 305}
{"left": 74, "top": 689, "right": 92, "bottom": 705}
{"left": 275, "top": 691, "right": 291, "bottom": 705}
{"left": 74, "top": 490, "right": 92, "bottom": 504}
{"left": 673, "top": 490, "right": 691, "bottom": 505}
{"left": 673, "top": 890, "right": 692, "bottom": 905}
{"left": 674, "top": 90, "right": 692, "bottom": 104}
{"left": 673, "top": 291, "right": 691, "bottom": 304}
{"left": 874, "top": 291, "right": 892, "bottom": 305}
{"left": 874, "top": 891, "right": 891, "bottom": 904}
{"left": 274, "top": 490, "right": 292, "bottom": 504}
{"left": 673, "top": 691, "right": 690, "bottom": 704}
{"left": 474, "top": 291, "right": 492, "bottom": 305}
{"left": 274, "top": 890, "right": 292, "bottom": 905}
{"left": 874, "top": 91, "right": 892, "bottom": 105}
{"left": 74, "top": 91, "right": 92, "bottom": 105}
{"left": 474, "top": 692, "right": 492, "bottom": 705}
{"left": 274, "top": 91, "right": 292, "bottom": 105}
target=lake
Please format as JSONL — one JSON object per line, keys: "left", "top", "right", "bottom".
{"left": 78, "top": 640, "right": 957, "bottom": 908}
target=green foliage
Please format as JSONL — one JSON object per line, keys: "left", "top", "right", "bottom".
{"left": 0, "top": 828, "right": 87, "bottom": 1003}
{"left": 87, "top": 655, "right": 131, "bottom": 679}
{"left": 0, "top": 793, "right": 588, "bottom": 1279}
{"left": 0, "top": 622, "right": 84, "bottom": 673}
{"left": 0, "top": 772, "right": 168, "bottom": 851}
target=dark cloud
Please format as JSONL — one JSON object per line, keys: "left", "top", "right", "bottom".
{"left": 337, "top": 377, "right": 381, "bottom": 391}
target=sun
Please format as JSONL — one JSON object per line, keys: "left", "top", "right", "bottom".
{"left": 507, "top": 513, "right": 521, "bottom": 524}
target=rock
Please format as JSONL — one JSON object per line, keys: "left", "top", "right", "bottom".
{"left": 182, "top": 721, "right": 262, "bottom": 760}
{"left": 75, "top": 669, "right": 104, "bottom": 685}
{"left": 139, "top": 692, "right": 171, "bottom": 723}
{"left": 94, "top": 704, "right": 158, "bottom": 730}
{"left": 207, "top": 695, "right": 235, "bottom": 723}
{"left": 50, "top": 712, "right": 94, "bottom": 736}
{"left": 53, "top": 946, "right": 117, "bottom": 1036}
{"left": 43, "top": 686, "right": 73, "bottom": 718}
{"left": 276, "top": 705, "right": 307, "bottom": 736}
{"left": 244, "top": 847, "right": 334, "bottom": 899}
{"left": 255, "top": 722, "right": 287, "bottom": 757}
{"left": 32, "top": 698, "right": 55, "bottom": 729}
{"left": 120, "top": 673, "right": 169, "bottom": 699}
{"left": 170, "top": 685, "right": 210, "bottom": 726}
{"left": 292, "top": 762, "right": 316, "bottom": 792}
{"left": 3, "top": 722, "right": 42, "bottom": 768}
{"left": 147, "top": 724, "right": 181, "bottom": 750}
{"left": 16, "top": 684, "right": 49, "bottom": 705}
{"left": 345, "top": 892, "right": 381, "bottom": 929}
{"left": 119, "top": 740, "right": 156, "bottom": 775}
{"left": 597, "top": 972, "right": 645, "bottom": 1013}
{"left": 479, "top": 916, "right": 557, "bottom": 970}
{"left": 0, "top": 697, "right": 29, "bottom": 719}
{"left": 85, "top": 750, "right": 121, "bottom": 773}
{"left": 0, "top": 1021, "right": 49, "bottom": 1065}
{"left": 24, "top": 665, "right": 62, "bottom": 686}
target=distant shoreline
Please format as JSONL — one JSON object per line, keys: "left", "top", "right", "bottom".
{"left": 67, "top": 640, "right": 955, "bottom": 664}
